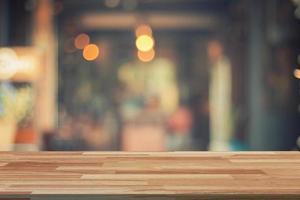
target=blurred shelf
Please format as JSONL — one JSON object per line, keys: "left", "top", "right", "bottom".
{"left": 0, "top": 151, "right": 299, "bottom": 199}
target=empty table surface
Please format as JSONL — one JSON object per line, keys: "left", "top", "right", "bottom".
{"left": 0, "top": 151, "right": 299, "bottom": 200}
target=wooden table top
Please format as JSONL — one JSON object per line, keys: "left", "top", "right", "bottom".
{"left": 0, "top": 151, "right": 299, "bottom": 199}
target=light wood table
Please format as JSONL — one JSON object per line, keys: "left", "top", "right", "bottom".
{"left": 0, "top": 151, "right": 299, "bottom": 200}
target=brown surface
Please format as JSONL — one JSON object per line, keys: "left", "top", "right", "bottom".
{"left": 0, "top": 151, "right": 299, "bottom": 199}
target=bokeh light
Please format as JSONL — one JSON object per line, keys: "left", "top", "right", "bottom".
{"left": 137, "top": 49, "right": 155, "bottom": 62}
{"left": 0, "top": 48, "right": 19, "bottom": 80}
{"left": 135, "top": 24, "right": 152, "bottom": 37}
{"left": 74, "top": 33, "right": 90, "bottom": 49}
{"left": 136, "top": 35, "right": 154, "bottom": 52}
{"left": 83, "top": 44, "right": 99, "bottom": 61}
{"left": 294, "top": 69, "right": 300, "bottom": 79}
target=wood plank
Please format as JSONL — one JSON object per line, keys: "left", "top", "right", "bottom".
{"left": 0, "top": 151, "right": 299, "bottom": 199}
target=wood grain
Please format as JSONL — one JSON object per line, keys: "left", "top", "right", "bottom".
{"left": 0, "top": 151, "right": 299, "bottom": 199}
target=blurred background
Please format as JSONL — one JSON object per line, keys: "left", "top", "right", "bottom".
{"left": 0, "top": 0, "right": 300, "bottom": 151}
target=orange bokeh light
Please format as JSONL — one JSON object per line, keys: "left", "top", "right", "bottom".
{"left": 135, "top": 24, "right": 152, "bottom": 37}
{"left": 294, "top": 69, "right": 300, "bottom": 79}
{"left": 137, "top": 49, "right": 155, "bottom": 62}
{"left": 83, "top": 44, "right": 99, "bottom": 61}
{"left": 74, "top": 33, "right": 90, "bottom": 49}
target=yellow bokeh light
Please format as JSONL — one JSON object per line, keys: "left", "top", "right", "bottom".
{"left": 83, "top": 44, "right": 99, "bottom": 61}
{"left": 294, "top": 69, "right": 300, "bottom": 79}
{"left": 0, "top": 48, "right": 19, "bottom": 80}
{"left": 136, "top": 35, "right": 154, "bottom": 52}
{"left": 135, "top": 24, "right": 152, "bottom": 37}
{"left": 74, "top": 33, "right": 90, "bottom": 49}
{"left": 137, "top": 49, "right": 155, "bottom": 62}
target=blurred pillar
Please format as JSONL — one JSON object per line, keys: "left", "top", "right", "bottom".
{"left": 247, "top": 0, "right": 267, "bottom": 150}
{"left": 32, "top": 0, "right": 57, "bottom": 146}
